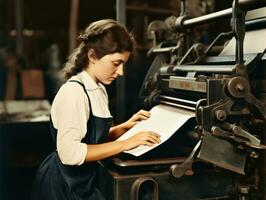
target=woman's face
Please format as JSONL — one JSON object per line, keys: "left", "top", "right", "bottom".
{"left": 88, "top": 51, "right": 131, "bottom": 85}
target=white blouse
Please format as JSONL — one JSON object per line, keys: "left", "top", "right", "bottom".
{"left": 51, "top": 70, "right": 112, "bottom": 165}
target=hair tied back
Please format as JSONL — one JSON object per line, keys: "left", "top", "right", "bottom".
{"left": 78, "top": 31, "right": 99, "bottom": 42}
{"left": 78, "top": 33, "right": 89, "bottom": 42}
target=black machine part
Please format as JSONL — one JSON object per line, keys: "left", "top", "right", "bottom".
{"left": 173, "top": 0, "right": 266, "bottom": 32}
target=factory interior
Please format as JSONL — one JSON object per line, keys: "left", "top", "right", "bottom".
{"left": 0, "top": 0, "right": 266, "bottom": 199}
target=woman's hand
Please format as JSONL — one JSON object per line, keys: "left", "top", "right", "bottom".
{"left": 109, "top": 109, "right": 152, "bottom": 141}
{"left": 123, "top": 109, "right": 151, "bottom": 130}
{"left": 122, "top": 131, "right": 161, "bottom": 151}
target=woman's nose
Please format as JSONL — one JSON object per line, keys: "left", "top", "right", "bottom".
{"left": 116, "top": 65, "right": 124, "bottom": 76}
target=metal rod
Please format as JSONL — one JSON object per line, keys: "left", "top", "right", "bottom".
{"left": 173, "top": 65, "right": 235, "bottom": 73}
{"left": 183, "top": 8, "right": 232, "bottom": 27}
{"left": 176, "top": 0, "right": 266, "bottom": 30}
{"left": 180, "top": 0, "right": 186, "bottom": 16}
{"left": 232, "top": 0, "right": 245, "bottom": 64}
{"left": 160, "top": 95, "right": 197, "bottom": 105}
{"left": 160, "top": 100, "right": 195, "bottom": 111}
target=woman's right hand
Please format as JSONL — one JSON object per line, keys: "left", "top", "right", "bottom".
{"left": 122, "top": 131, "right": 161, "bottom": 151}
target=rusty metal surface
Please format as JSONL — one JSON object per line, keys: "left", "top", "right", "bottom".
{"left": 198, "top": 132, "right": 246, "bottom": 174}
{"left": 169, "top": 76, "right": 206, "bottom": 93}
{"left": 110, "top": 156, "right": 187, "bottom": 167}
{"left": 98, "top": 162, "right": 234, "bottom": 200}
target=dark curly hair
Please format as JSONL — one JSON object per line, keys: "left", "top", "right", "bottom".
{"left": 61, "top": 19, "right": 135, "bottom": 80}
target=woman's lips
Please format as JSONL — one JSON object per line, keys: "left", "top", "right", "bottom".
{"left": 109, "top": 77, "right": 116, "bottom": 81}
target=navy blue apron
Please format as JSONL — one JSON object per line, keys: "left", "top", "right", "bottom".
{"left": 31, "top": 80, "right": 113, "bottom": 200}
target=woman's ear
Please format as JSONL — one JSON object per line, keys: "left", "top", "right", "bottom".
{"left": 87, "top": 49, "right": 97, "bottom": 64}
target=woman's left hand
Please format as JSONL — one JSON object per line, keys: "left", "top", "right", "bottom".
{"left": 123, "top": 109, "right": 151, "bottom": 130}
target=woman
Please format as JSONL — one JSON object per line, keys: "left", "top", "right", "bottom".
{"left": 31, "top": 19, "right": 161, "bottom": 200}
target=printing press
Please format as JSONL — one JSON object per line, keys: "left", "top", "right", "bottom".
{"left": 99, "top": 0, "right": 266, "bottom": 199}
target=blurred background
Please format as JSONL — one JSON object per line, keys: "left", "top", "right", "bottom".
{"left": 0, "top": 0, "right": 234, "bottom": 199}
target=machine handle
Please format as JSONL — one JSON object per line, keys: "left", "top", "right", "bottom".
{"left": 170, "top": 140, "right": 201, "bottom": 178}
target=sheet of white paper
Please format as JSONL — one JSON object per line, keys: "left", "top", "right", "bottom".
{"left": 117, "top": 104, "right": 194, "bottom": 156}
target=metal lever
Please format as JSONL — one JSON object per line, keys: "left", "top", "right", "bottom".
{"left": 180, "top": 0, "right": 186, "bottom": 16}
{"left": 211, "top": 126, "right": 250, "bottom": 144}
{"left": 221, "top": 123, "right": 260, "bottom": 145}
{"left": 170, "top": 140, "right": 201, "bottom": 178}
{"left": 232, "top": 0, "right": 246, "bottom": 65}
{"left": 212, "top": 124, "right": 266, "bottom": 149}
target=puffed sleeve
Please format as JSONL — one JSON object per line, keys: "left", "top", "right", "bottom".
{"left": 51, "top": 82, "right": 89, "bottom": 165}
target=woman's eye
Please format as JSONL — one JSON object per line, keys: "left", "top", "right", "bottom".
{"left": 113, "top": 62, "right": 121, "bottom": 67}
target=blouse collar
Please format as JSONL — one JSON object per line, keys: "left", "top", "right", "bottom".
{"left": 71, "top": 70, "right": 105, "bottom": 91}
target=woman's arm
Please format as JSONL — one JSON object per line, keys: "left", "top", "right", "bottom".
{"left": 108, "top": 109, "right": 151, "bottom": 140}
{"left": 85, "top": 131, "right": 161, "bottom": 162}
{"left": 108, "top": 122, "right": 128, "bottom": 141}
{"left": 86, "top": 109, "right": 156, "bottom": 162}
